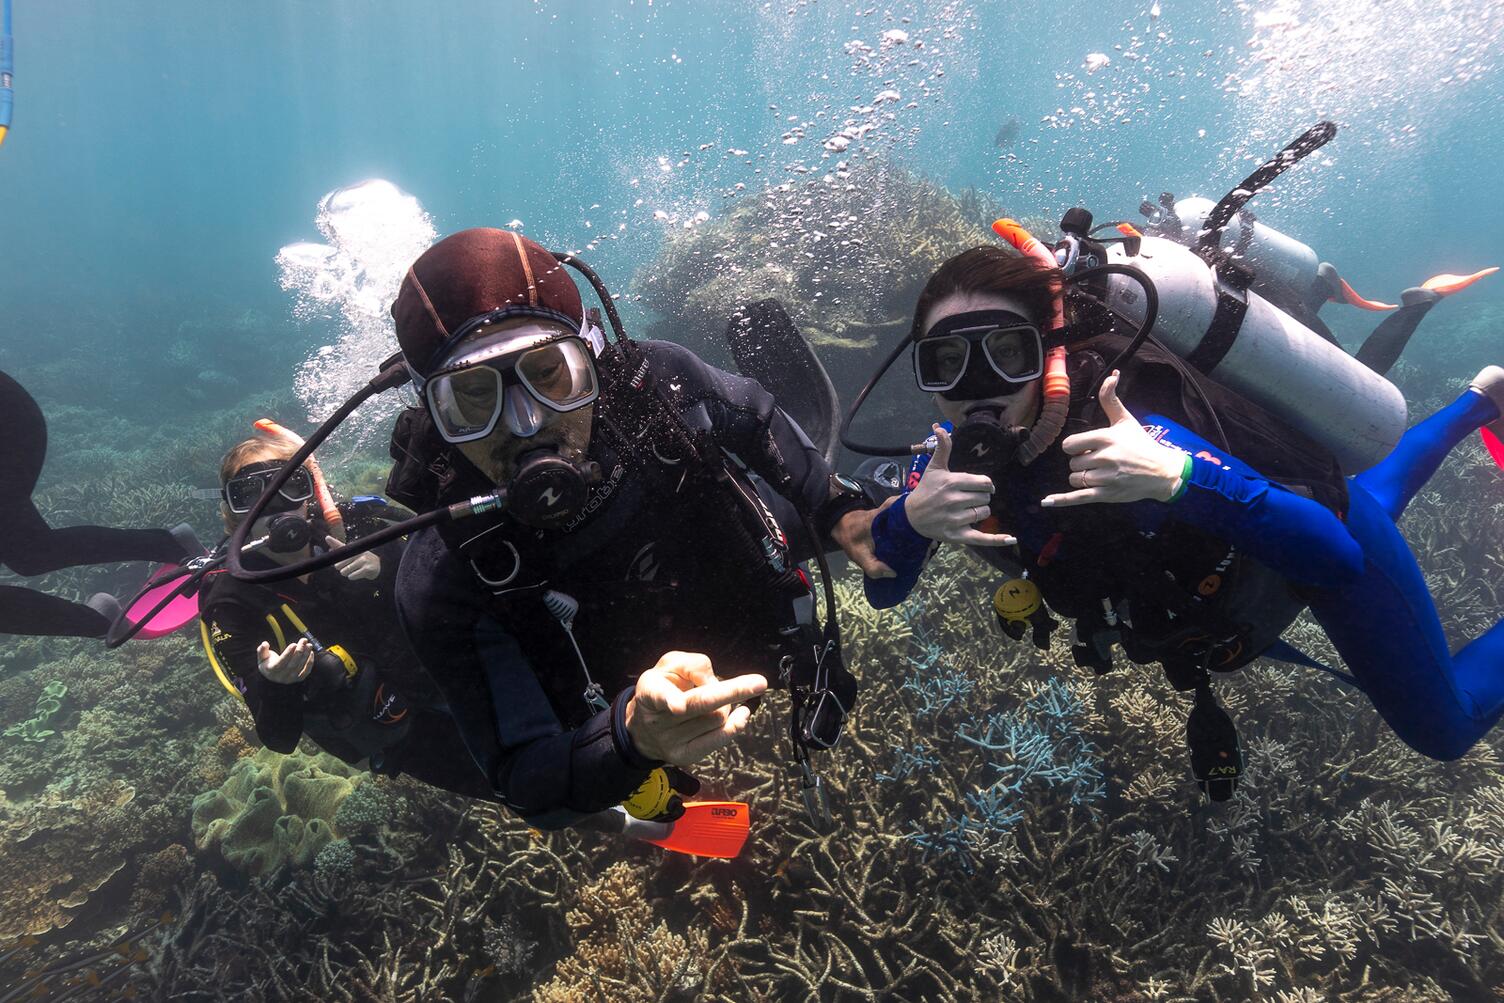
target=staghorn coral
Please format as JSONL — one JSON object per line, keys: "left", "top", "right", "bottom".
{"left": 533, "top": 860, "right": 710, "bottom": 1002}
{"left": 140, "top": 793, "right": 583, "bottom": 1002}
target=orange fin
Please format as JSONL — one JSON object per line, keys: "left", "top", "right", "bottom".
{"left": 644, "top": 801, "right": 750, "bottom": 858}
{"left": 1328, "top": 275, "right": 1396, "bottom": 311}
{"left": 1421, "top": 266, "right": 1498, "bottom": 297}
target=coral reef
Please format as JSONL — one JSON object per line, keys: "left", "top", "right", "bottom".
{"left": 0, "top": 778, "right": 134, "bottom": 941}
{"left": 190, "top": 746, "right": 363, "bottom": 878}
{"left": 3, "top": 259, "right": 1502, "bottom": 1001}
{"left": 140, "top": 789, "right": 579, "bottom": 1001}
{"left": 533, "top": 860, "right": 710, "bottom": 1002}
{"left": 633, "top": 163, "right": 1021, "bottom": 360}
{"left": 3, "top": 681, "right": 66, "bottom": 743}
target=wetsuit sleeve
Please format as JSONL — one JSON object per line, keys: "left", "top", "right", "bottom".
{"left": 640, "top": 341, "right": 864, "bottom": 542}
{"left": 395, "top": 528, "right": 653, "bottom": 828}
{"left": 201, "top": 597, "right": 305, "bottom": 754}
{"left": 864, "top": 438, "right": 939, "bottom": 608}
{"left": 1143, "top": 415, "right": 1365, "bottom": 588}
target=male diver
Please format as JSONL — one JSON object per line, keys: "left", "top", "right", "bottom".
{"left": 855, "top": 222, "right": 1504, "bottom": 799}
{"left": 199, "top": 431, "right": 494, "bottom": 800}
{"left": 380, "top": 228, "right": 886, "bottom": 829}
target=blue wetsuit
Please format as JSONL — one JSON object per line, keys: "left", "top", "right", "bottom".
{"left": 868, "top": 388, "right": 1504, "bottom": 761}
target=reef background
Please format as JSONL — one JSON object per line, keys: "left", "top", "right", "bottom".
{"left": 4, "top": 1, "right": 1504, "bottom": 999}
{"left": 2, "top": 169, "right": 1503, "bottom": 1001}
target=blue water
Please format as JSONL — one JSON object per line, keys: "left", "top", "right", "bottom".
{"left": 4, "top": 0, "right": 1500, "bottom": 365}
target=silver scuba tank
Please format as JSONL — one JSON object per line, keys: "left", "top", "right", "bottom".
{"left": 1103, "top": 235, "right": 1407, "bottom": 473}
{"left": 1161, "top": 196, "right": 1322, "bottom": 299}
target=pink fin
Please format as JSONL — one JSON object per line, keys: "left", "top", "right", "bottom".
{"left": 1483, "top": 427, "right": 1504, "bottom": 472}
{"left": 124, "top": 566, "right": 200, "bottom": 639}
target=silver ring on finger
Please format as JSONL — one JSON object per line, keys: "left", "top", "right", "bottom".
{"left": 972, "top": 505, "right": 989, "bottom": 523}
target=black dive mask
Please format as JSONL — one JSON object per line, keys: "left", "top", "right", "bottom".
{"left": 225, "top": 252, "right": 631, "bottom": 587}
{"left": 504, "top": 448, "right": 603, "bottom": 529}
{"left": 948, "top": 405, "right": 1030, "bottom": 478}
{"left": 839, "top": 243, "right": 1159, "bottom": 458}
{"left": 913, "top": 310, "right": 1044, "bottom": 401}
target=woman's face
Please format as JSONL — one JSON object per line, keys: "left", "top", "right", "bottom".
{"left": 920, "top": 290, "right": 1043, "bottom": 428}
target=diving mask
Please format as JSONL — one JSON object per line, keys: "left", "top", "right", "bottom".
{"left": 224, "top": 461, "right": 315, "bottom": 515}
{"left": 914, "top": 310, "right": 1044, "bottom": 400}
{"left": 416, "top": 310, "right": 602, "bottom": 445}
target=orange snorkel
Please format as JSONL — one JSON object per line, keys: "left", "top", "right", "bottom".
{"left": 992, "top": 218, "right": 1070, "bottom": 465}
{"left": 253, "top": 418, "right": 346, "bottom": 542}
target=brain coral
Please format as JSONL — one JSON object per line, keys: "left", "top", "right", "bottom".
{"left": 190, "top": 747, "right": 363, "bottom": 878}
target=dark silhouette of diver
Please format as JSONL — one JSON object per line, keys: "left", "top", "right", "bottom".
{"left": 0, "top": 370, "right": 196, "bottom": 638}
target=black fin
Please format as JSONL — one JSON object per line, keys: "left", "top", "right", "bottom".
{"left": 725, "top": 299, "right": 840, "bottom": 465}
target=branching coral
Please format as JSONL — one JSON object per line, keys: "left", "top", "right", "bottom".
{"left": 534, "top": 860, "right": 710, "bottom": 1002}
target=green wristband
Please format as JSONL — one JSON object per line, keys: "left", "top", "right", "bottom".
{"left": 1168, "top": 453, "right": 1194, "bottom": 503}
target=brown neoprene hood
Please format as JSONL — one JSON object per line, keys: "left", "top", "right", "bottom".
{"left": 392, "top": 227, "right": 584, "bottom": 376}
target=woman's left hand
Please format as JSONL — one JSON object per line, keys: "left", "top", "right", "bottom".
{"left": 1041, "top": 371, "right": 1187, "bottom": 508}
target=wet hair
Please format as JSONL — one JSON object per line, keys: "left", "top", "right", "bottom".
{"left": 910, "top": 245, "right": 1063, "bottom": 341}
{"left": 218, "top": 436, "right": 300, "bottom": 487}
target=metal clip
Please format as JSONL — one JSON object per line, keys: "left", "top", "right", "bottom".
{"left": 582, "top": 682, "right": 610, "bottom": 714}
{"left": 798, "top": 760, "right": 833, "bottom": 831}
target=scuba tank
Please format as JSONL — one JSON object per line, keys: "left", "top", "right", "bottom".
{"left": 1089, "top": 123, "right": 1409, "bottom": 473}
{"left": 1100, "top": 234, "right": 1407, "bottom": 472}
{"left": 1143, "top": 195, "right": 1323, "bottom": 309}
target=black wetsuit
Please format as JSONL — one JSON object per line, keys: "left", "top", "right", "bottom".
{"left": 395, "top": 340, "right": 858, "bottom": 829}
{"left": 0, "top": 370, "right": 186, "bottom": 638}
{"left": 199, "top": 533, "right": 494, "bottom": 800}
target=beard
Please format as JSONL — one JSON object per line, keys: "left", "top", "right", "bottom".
{"left": 460, "top": 409, "right": 593, "bottom": 485}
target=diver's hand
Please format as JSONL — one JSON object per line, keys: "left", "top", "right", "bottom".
{"left": 1043, "top": 371, "right": 1187, "bottom": 508}
{"left": 257, "top": 638, "right": 314, "bottom": 684}
{"left": 831, "top": 501, "right": 897, "bottom": 579}
{"left": 626, "top": 652, "right": 768, "bottom": 766}
{"left": 905, "top": 425, "right": 1017, "bottom": 548}
{"left": 328, "top": 535, "right": 380, "bottom": 581}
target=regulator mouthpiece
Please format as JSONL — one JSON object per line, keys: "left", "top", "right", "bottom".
{"left": 506, "top": 450, "right": 603, "bottom": 528}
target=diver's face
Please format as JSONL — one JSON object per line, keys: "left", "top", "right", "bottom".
{"left": 431, "top": 315, "right": 599, "bottom": 486}
{"left": 456, "top": 402, "right": 595, "bottom": 486}
{"left": 922, "top": 291, "right": 1042, "bottom": 427}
